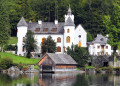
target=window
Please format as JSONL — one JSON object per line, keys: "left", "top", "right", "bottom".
{"left": 52, "top": 28, "right": 57, "bottom": 32}
{"left": 35, "top": 28, "right": 40, "bottom": 32}
{"left": 100, "top": 38, "right": 104, "bottom": 41}
{"left": 78, "top": 35, "right": 81, "bottom": 38}
{"left": 57, "top": 37, "right": 61, "bottom": 43}
{"left": 64, "top": 46, "right": 65, "bottom": 52}
{"left": 67, "top": 29, "right": 70, "bottom": 33}
{"left": 42, "top": 38, "right": 46, "bottom": 43}
{"left": 23, "top": 37, "right": 25, "bottom": 42}
{"left": 78, "top": 42, "right": 81, "bottom": 47}
{"left": 22, "top": 46, "right": 25, "bottom": 52}
{"left": 106, "top": 46, "right": 108, "bottom": 49}
{"left": 106, "top": 52, "right": 108, "bottom": 55}
{"left": 57, "top": 46, "right": 61, "bottom": 52}
{"left": 97, "top": 46, "right": 100, "bottom": 49}
{"left": 17, "top": 46, "right": 18, "bottom": 51}
{"left": 43, "top": 28, "right": 48, "bottom": 32}
{"left": 66, "top": 36, "right": 70, "bottom": 43}
{"left": 97, "top": 52, "right": 100, "bottom": 56}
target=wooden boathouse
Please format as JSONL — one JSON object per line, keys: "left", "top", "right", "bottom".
{"left": 38, "top": 53, "right": 77, "bottom": 72}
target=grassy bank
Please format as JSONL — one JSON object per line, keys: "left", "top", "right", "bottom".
{"left": 0, "top": 52, "right": 39, "bottom": 69}
{"left": 8, "top": 37, "right": 17, "bottom": 44}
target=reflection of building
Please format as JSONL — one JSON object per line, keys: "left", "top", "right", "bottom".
{"left": 38, "top": 53, "right": 77, "bottom": 72}
{"left": 87, "top": 34, "right": 113, "bottom": 56}
{"left": 38, "top": 73, "right": 76, "bottom": 86}
{"left": 17, "top": 7, "right": 87, "bottom": 56}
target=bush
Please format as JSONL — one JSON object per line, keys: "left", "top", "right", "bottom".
{"left": 4, "top": 45, "right": 17, "bottom": 51}
{"left": 0, "top": 57, "right": 13, "bottom": 69}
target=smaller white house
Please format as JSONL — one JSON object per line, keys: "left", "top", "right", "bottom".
{"left": 88, "top": 34, "right": 113, "bottom": 56}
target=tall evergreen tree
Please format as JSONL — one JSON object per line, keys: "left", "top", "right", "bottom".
{"left": 24, "top": 30, "right": 37, "bottom": 58}
{"left": 0, "top": 0, "right": 10, "bottom": 52}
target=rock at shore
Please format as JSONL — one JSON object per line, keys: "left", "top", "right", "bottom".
{"left": 24, "top": 65, "right": 39, "bottom": 73}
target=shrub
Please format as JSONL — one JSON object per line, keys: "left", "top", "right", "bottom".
{"left": 0, "top": 57, "right": 13, "bottom": 69}
{"left": 12, "top": 63, "right": 23, "bottom": 70}
{"left": 4, "top": 45, "right": 16, "bottom": 51}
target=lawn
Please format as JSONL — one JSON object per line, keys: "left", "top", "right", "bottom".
{"left": 0, "top": 52, "right": 39, "bottom": 65}
{"left": 8, "top": 37, "right": 17, "bottom": 44}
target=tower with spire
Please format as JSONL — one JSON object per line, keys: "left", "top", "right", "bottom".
{"left": 17, "top": 17, "right": 28, "bottom": 56}
{"left": 65, "top": 5, "right": 74, "bottom": 22}
{"left": 64, "top": 6, "right": 75, "bottom": 51}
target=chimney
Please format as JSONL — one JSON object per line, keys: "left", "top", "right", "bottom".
{"left": 55, "top": 20, "right": 58, "bottom": 25}
{"left": 38, "top": 20, "right": 42, "bottom": 24}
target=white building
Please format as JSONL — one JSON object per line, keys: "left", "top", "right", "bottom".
{"left": 88, "top": 34, "right": 113, "bottom": 56}
{"left": 17, "top": 7, "right": 87, "bottom": 56}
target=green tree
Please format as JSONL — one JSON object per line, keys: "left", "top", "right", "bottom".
{"left": 67, "top": 44, "right": 90, "bottom": 66}
{"left": 41, "top": 36, "right": 56, "bottom": 55}
{"left": 24, "top": 31, "right": 37, "bottom": 58}
{"left": 0, "top": 0, "right": 10, "bottom": 52}
{"left": 87, "top": 31, "right": 93, "bottom": 42}
{"left": 103, "top": 3, "right": 120, "bottom": 67}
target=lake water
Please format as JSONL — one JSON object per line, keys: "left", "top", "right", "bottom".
{"left": 0, "top": 72, "right": 120, "bottom": 86}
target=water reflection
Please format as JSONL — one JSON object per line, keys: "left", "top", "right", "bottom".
{"left": 1, "top": 72, "right": 120, "bottom": 86}
{"left": 38, "top": 73, "right": 76, "bottom": 86}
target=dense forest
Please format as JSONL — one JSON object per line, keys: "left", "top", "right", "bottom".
{"left": 0, "top": 0, "right": 120, "bottom": 38}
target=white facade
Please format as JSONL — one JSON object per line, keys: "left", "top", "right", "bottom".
{"left": 17, "top": 7, "right": 87, "bottom": 56}
{"left": 88, "top": 34, "right": 113, "bottom": 56}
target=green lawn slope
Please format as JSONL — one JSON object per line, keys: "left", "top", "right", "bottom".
{"left": 8, "top": 37, "right": 17, "bottom": 44}
{"left": 0, "top": 52, "right": 39, "bottom": 65}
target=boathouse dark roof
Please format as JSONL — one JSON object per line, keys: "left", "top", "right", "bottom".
{"left": 39, "top": 53, "right": 77, "bottom": 65}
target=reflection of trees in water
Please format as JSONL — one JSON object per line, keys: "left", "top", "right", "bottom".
{"left": 87, "top": 74, "right": 114, "bottom": 86}
{"left": 0, "top": 73, "right": 39, "bottom": 86}
{"left": 72, "top": 74, "right": 89, "bottom": 86}
{"left": 38, "top": 73, "right": 77, "bottom": 86}
{"left": 2, "top": 73, "right": 120, "bottom": 86}
{"left": 0, "top": 73, "right": 12, "bottom": 86}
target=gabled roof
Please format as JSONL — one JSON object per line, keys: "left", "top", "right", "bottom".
{"left": 39, "top": 53, "right": 77, "bottom": 65}
{"left": 17, "top": 17, "right": 28, "bottom": 27}
{"left": 92, "top": 34, "right": 107, "bottom": 45}
{"left": 28, "top": 22, "right": 64, "bottom": 34}
{"left": 64, "top": 17, "right": 75, "bottom": 26}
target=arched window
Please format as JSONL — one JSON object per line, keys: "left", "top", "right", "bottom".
{"left": 57, "top": 37, "right": 61, "bottom": 43}
{"left": 66, "top": 36, "right": 70, "bottom": 43}
{"left": 42, "top": 38, "right": 46, "bottom": 43}
{"left": 23, "top": 37, "right": 25, "bottom": 41}
{"left": 78, "top": 42, "right": 81, "bottom": 47}
{"left": 57, "top": 46, "right": 61, "bottom": 52}
{"left": 67, "top": 29, "right": 70, "bottom": 33}
{"left": 22, "top": 46, "right": 25, "bottom": 52}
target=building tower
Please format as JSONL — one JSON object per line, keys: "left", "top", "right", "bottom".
{"left": 17, "top": 17, "right": 28, "bottom": 56}
{"left": 64, "top": 7, "right": 75, "bottom": 52}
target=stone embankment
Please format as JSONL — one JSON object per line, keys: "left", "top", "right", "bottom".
{"left": 0, "top": 65, "right": 39, "bottom": 74}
